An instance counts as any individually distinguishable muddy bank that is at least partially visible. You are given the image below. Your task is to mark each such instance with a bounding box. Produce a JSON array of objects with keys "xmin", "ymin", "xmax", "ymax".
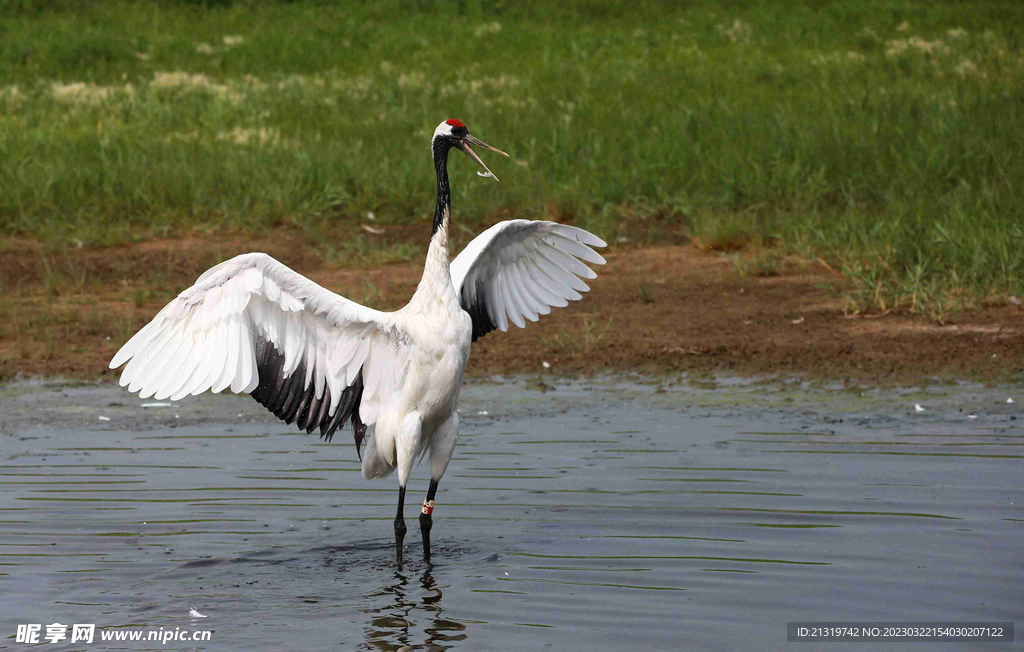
[{"xmin": 2, "ymin": 235, "xmax": 1023, "ymax": 384}]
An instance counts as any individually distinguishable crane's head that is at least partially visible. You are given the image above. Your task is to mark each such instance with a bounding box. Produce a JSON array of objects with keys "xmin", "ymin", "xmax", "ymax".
[{"xmin": 433, "ymin": 119, "xmax": 508, "ymax": 182}]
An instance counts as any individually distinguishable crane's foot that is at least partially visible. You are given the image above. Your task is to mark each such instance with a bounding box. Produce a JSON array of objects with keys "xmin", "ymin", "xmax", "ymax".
[
  {"xmin": 420, "ymin": 479, "xmax": 439, "ymax": 563},
  {"xmin": 419, "ymin": 509, "xmax": 432, "ymax": 562},
  {"xmin": 394, "ymin": 485, "xmax": 407, "ymax": 568},
  {"xmin": 395, "ymin": 518, "xmax": 407, "ymax": 568}
]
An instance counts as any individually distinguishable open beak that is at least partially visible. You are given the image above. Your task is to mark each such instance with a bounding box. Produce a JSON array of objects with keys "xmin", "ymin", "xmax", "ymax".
[{"xmin": 459, "ymin": 134, "xmax": 509, "ymax": 182}]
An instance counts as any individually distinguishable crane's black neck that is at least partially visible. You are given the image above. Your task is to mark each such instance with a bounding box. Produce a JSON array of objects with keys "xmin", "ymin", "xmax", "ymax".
[{"xmin": 431, "ymin": 138, "xmax": 452, "ymax": 238}]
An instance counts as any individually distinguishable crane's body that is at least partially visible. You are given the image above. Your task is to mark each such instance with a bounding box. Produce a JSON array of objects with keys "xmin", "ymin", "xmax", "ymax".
[
  {"xmin": 360, "ymin": 219, "xmax": 471, "ymax": 486},
  {"xmin": 110, "ymin": 119, "xmax": 606, "ymax": 566}
]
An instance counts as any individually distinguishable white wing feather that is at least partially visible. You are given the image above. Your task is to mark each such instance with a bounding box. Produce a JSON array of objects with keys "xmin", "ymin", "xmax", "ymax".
[
  {"xmin": 110, "ymin": 252, "xmax": 409, "ymax": 425},
  {"xmin": 450, "ymin": 220, "xmax": 606, "ymax": 340}
]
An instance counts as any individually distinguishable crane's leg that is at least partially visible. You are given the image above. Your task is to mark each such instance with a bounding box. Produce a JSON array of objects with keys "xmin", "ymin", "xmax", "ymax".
[
  {"xmin": 421, "ymin": 412, "xmax": 459, "ymax": 563},
  {"xmin": 419, "ymin": 479, "xmax": 439, "ymax": 562},
  {"xmin": 394, "ymin": 412, "xmax": 421, "ymax": 569},
  {"xmin": 394, "ymin": 484, "xmax": 407, "ymax": 568}
]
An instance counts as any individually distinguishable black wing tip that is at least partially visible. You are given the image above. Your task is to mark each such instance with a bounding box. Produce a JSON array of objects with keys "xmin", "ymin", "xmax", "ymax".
[
  {"xmin": 251, "ymin": 337, "xmax": 366, "ymax": 455},
  {"xmin": 462, "ymin": 284, "xmax": 499, "ymax": 343},
  {"xmin": 353, "ymin": 416, "xmax": 367, "ymax": 461}
]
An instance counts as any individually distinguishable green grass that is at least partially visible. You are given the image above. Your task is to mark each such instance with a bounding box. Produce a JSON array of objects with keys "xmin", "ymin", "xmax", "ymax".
[{"xmin": 1, "ymin": 0, "xmax": 1023, "ymax": 316}]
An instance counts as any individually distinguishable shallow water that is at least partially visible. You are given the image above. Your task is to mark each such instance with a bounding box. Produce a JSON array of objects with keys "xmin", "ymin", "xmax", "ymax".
[{"xmin": 1, "ymin": 377, "xmax": 1021, "ymax": 650}]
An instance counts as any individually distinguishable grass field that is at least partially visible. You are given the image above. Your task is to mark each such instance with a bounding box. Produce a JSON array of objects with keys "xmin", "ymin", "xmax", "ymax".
[{"xmin": 1, "ymin": 0, "xmax": 1023, "ymax": 316}]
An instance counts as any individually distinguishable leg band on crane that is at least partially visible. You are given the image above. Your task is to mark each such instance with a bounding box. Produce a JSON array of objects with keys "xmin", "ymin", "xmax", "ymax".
[{"xmin": 421, "ymin": 500, "xmax": 434, "ymax": 516}]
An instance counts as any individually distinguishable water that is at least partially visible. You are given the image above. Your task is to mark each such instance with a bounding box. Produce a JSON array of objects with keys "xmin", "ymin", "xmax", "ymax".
[{"xmin": 1, "ymin": 377, "xmax": 1021, "ymax": 650}]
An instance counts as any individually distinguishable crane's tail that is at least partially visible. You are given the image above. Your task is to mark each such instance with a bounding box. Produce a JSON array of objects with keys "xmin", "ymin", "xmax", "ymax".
[{"xmin": 360, "ymin": 433, "xmax": 395, "ymax": 480}]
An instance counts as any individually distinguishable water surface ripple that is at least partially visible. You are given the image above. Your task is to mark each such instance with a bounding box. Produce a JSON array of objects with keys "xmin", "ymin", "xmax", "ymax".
[{"xmin": 0, "ymin": 378, "xmax": 1021, "ymax": 650}]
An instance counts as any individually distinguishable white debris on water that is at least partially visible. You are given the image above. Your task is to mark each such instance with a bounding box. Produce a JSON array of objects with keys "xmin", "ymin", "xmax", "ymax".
[
  {"xmin": 189, "ymin": 607, "xmax": 208, "ymax": 618},
  {"xmin": 968, "ymin": 415, "xmax": 978, "ymax": 419},
  {"xmin": 98, "ymin": 416, "xmax": 111, "ymax": 421},
  {"xmin": 140, "ymin": 402, "xmax": 173, "ymax": 408},
  {"xmin": 914, "ymin": 404, "xmax": 925, "ymax": 413},
  {"xmin": 1008, "ymin": 398, "xmax": 1015, "ymax": 404},
  {"xmin": 542, "ymin": 361, "xmax": 551, "ymax": 369},
  {"xmin": 478, "ymin": 411, "xmax": 489, "ymax": 416}
]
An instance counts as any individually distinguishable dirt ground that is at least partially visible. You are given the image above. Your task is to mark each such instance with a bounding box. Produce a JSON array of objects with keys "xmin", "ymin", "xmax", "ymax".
[{"xmin": 2, "ymin": 230, "xmax": 1022, "ymax": 385}]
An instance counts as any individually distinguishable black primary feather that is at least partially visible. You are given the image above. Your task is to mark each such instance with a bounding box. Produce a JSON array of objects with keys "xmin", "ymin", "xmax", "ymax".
[
  {"xmin": 460, "ymin": 281, "xmax": 499, "ymax": 342},
  {"xmin": 251, "ymin": 336, "xmax": 365, "ymax": 457}
]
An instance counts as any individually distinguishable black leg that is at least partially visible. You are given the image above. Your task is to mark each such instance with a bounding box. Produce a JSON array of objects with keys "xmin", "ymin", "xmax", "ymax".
[
  {"xmin": 394, "ymin": 485, "xmax": 407, "ymax": 568},
  {"xmin": 420, "ymin": 479, "xmax": 439, "ymax": 562}
]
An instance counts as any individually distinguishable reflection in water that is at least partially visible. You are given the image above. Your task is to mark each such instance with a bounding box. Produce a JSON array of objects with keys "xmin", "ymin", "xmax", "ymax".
[{"xmin": 362, "ymin": 567, "xmax": 468, "ymax": 651}]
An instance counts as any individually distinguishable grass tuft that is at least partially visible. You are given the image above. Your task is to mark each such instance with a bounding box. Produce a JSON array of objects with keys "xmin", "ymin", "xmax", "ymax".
[{"xmin": 0, "ymin": 0, "xmax": 1021, "ymax": 316}]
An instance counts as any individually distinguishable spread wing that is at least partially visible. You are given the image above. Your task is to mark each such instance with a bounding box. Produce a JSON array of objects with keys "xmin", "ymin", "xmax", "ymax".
[
  {"xmin": 109, "ymin": 252, "xmax": 410, "ymax": 456},
  {"xmin": 450, "ymin": 220, "xmax": 607, "ymax": 341}
]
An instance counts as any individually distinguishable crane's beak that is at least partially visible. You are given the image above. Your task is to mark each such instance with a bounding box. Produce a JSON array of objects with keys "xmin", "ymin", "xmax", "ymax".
[{"xmin": 459, "ymin": 134, "xmax": 509, "ymax": 182}]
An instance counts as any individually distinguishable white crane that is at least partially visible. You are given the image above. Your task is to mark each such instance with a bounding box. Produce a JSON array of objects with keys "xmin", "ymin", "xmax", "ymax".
[{"xmin": 109, "ymin": 119, "xmax": 607, "ymax": 566}]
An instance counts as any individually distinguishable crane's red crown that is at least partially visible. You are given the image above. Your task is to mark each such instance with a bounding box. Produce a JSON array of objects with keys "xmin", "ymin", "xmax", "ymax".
[{"xmin": 446, "ymin": 118, "xmax": 466, "ymax": 128}]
